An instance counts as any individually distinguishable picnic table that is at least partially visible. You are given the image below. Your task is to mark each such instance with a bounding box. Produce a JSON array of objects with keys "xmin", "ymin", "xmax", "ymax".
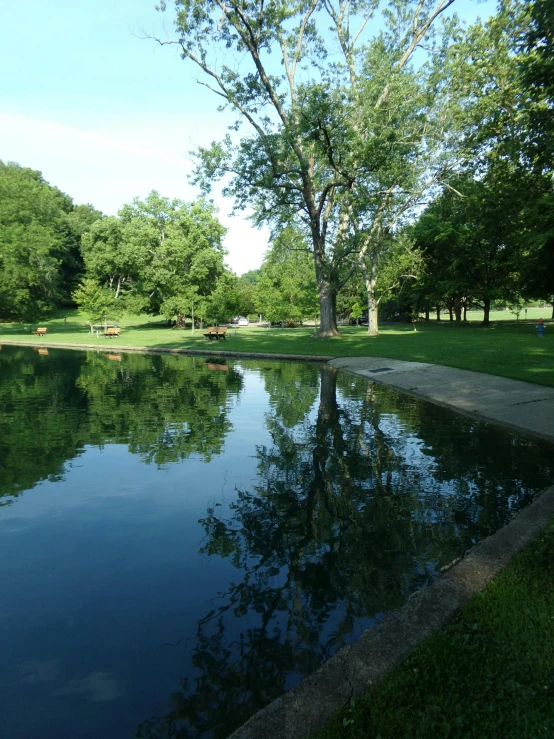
[{"xmin": 203, "ymin": 327, "xmax": 227, "ymax": 341}]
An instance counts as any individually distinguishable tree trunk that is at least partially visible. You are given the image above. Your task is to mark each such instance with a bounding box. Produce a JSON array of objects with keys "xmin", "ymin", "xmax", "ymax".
[
  {"xmin": 176, "ymin": 312, "xmax": 185, "ymax": 328},
  {"xmin": 454, "ymin": 301, "xmax": 462, "ymax": 322},
  {"xmin": 436, "ymin": 306, "xmax": 441, "ymax": 321},
  {"xmin": 425, "ymin": 307, "xmax": 430, "ymax": 321},
  {"xmin": 311, "ymin": 227, "xmax": 339, "ymax": 338},
  {"xmin": 448, "ymin": 306, "xmax": 453, "ymax": 321},
  {"xmin": 361, "ymin": 258, "xmax": 378, "ymax": 336},
  {"xmin": 313, "ymin": 282, "xmax": 339, "ymax": 338},
  {"xmin": 463, "ymin": 300, "xmax": 467, "ymax": 321},
  {"xmin": 483, "ymin": 298, "xmax": 491, "ymax": 326}
]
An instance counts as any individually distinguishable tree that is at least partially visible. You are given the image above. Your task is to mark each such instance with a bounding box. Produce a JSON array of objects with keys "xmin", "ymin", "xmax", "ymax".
[
  {"xmin": 80, "ymin": 216, "xmax": 135, "ymax": 300},
  {"xmin": 255, "ymin": 228, "xmax": 318, "ymax": 325},
  {"xmin": 413, "ymin": 168, "xmax": 526, "ymax": 325},
  {"xmin": 518, "ymin": 0, "xmax": 554, "ymax": 313},
  {"xmin": 0, "ymin": 161, "xmax": 78, "ymax": 320},
  {"xmin": 72, "ymin": 277, "xmax": 120, "ymax": 331},
  {"xmin": 118, "ymin": 192, "xmax": 228, "ymax": 324},
  {"xmin": 156, "ymin": 0, "xmax": 457, "ymax": 338},
  {"xmin": 521, "ymin": 0, "xmax": 554, "ymax": 172}
]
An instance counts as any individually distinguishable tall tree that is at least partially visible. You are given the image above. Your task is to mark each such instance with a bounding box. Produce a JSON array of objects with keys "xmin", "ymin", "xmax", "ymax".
[
  {"xmin": 0, "ymin": 161, "xmax": 76, "ymax": 320},
  {"xmin": 255, "ymin": 227, "xmax": 318, "ymax": 324},
  {"xmin": 156, "ymin": 0, "xmax": 457, "ymax": 337},
  {"xmin": 118, "ymin": 191, "xmax": 227, "ymax": 325},
  {"xmin": 413, "ymin": 169, "xmax": 526, "ymax": 325}
]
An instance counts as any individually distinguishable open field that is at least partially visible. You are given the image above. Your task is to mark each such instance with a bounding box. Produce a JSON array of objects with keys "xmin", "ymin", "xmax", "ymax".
[
  {"xmin": 1, "ymin": 310, "xmax": 553, "ymax": 387},
  {"xmin": 314, "ymin": 515, "xmax": 554, "ymax": 739},
  {"xmin": 438, "ymin": 306, "xmax": 554, "ymax": 323}
]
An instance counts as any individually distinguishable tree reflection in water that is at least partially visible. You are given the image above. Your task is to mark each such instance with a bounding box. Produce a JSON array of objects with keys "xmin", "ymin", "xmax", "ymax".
[
  {"xmin": 137, "ymin": 364, "xmax": 553, "ymax": 739},
  {"xmin": 0, "ymin": 348, "xmax": 243, "ymax": 503}
]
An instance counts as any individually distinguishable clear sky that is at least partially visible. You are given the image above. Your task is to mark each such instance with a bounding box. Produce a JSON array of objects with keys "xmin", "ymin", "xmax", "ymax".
[{"xmin": 0, "ymin": 0, "xmax": 497, "ymax": 275}]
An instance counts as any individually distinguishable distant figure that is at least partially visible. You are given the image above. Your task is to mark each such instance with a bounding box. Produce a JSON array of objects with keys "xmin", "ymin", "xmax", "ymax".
[{"xmin": 537, "ymin": 317, "xmax": 545, "ymax": 337}]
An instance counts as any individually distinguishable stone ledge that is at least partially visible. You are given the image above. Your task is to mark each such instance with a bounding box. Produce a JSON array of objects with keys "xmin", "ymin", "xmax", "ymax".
[{"xmin": 0, "ymin": 340, "xmax": 333, "ymax": 363}]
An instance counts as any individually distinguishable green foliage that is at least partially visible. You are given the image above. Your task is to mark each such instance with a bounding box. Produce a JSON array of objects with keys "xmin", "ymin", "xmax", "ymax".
[
  {"xmin": 118, "ymin": 191, "xmax": 228, "ymax": 319},
  {"xmin": 255, "ymin": 229, "xmax": 318, "ymax": 324},
  {"xmin": 72, "ymin": 277, "xmax": 120, "ymax": 327},
  {"xmin": 163, "ymin": 0, "xmax": 458, "ymax": 335},
  {"xmin": 413, "ymin": 167, "xmax": 528, "ymax": 323},
  {"xmin": 350, "ymin": 302, "xmax": 363, "ymax": 322},
  {"xmin": 78, "ymin": 191, "xmax": 230, "ymax": 323},
  {"xmin": 0, "ymin": 161, "xmax": 81, "ymax": 320}
]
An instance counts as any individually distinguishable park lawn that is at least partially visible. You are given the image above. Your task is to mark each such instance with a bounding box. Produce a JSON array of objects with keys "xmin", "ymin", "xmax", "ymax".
[
  {"xmin": 444, "ymin": 306, "xmax": 553, "ymax": 323},
  {"xmin": 1, "ymin": 310, "xmax": 553, "ymax": 387},
  {"xmin": 313, "ymin": 516, "xmax": 554, "ymax": 739}
]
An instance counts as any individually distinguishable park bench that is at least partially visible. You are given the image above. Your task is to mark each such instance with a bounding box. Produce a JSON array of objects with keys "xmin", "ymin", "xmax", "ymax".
[
  {"xmin": 104, "ymin": 327, "xmax": 120, "ymax": 338},
  {"xmin": 32, "ymin": 327, "xmax": 47, "ymax": 336},
  {"xmin": 203, "ymin": 327, "xmax": 227, "ymax": 341}
]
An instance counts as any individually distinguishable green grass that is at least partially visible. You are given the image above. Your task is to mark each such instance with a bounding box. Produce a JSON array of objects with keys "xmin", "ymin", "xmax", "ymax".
[
  {"xmin": 314, "ymin": 516, "xmax": 554, "ymax": 739},
  {"xmin": 441, "ymin": 306, "xmax": 552, "ymax": 323},
  {"xmin": 1, "ymin": 310, "xmax": 553, "ymax": 387}
]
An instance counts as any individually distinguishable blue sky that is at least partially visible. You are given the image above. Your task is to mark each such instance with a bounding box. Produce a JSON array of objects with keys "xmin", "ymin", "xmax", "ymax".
[{"xmin": 0, "ymin": 0, "xmax": 497, "ymax": 275}]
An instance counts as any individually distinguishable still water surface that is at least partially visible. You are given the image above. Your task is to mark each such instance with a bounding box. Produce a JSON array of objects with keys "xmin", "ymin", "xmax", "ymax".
[{"xmin": 0, "ymin": 345, "xmax": 552, "ymax": 738}]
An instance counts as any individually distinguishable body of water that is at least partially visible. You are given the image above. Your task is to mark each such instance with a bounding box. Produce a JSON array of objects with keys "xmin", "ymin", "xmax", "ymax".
[{"xmin": 0, "ymin": 345, "xmax": 552, "ymax": 738}]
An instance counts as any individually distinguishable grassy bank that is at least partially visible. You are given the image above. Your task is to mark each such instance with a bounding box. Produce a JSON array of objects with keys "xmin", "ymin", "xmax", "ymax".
[
  {"xmin": 1, "ymin": 310, "xmax": 553, "ymax": 387},
  {"xmin": 314, "ymin": 515, "xmax": 554, "ymax": 739}
]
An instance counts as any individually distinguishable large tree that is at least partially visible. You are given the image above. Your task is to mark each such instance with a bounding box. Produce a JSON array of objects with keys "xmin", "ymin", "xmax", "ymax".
[
  {"xmin": 80, "ymin": 191, "xmax": 228, "ymax": 325},
  {"xmin": 156, "ymin": 0, "xmax": 457, "ymax": 337},
  {"xmin": 0, "ymin": 162, "xmax": 80, "ymax": 320},
  {"xmin": 413, "ymin": 168, "xmax": 526, "ymax": 325},
  {"xmin": 255, "ymin": 227, "xmax": 319, "ymax": 324}
]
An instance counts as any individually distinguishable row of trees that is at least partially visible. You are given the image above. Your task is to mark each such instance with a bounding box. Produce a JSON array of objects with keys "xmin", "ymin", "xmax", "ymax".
[
  {"xmin": 155, "ymin": 0, "xmax": 553, "ymax": 333},
  {"xmin": 1, "ymin": 0, "xmax": 552, "ymax": 332}
]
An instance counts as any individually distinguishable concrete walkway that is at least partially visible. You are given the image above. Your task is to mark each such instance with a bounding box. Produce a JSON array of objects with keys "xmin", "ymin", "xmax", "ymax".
[{"xmin": 329, "ymin": 357, "xmax": 554, "ymax": 442}]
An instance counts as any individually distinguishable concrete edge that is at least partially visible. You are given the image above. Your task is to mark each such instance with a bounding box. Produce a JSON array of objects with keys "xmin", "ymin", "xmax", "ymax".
[
  {"xmin": 229, "ymin": 483, "xmax": 554, "ymax": 739},
  {"xmin": 330, "ymin": 362, "xmax": 554, "ymax": 445},
  {"xmin": 0, "ymin": 339, "xmax": 333, "ymax": 363}
]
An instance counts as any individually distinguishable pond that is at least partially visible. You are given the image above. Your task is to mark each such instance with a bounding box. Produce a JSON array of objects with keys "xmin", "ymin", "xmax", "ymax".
[{"xmin": 0, "ymin": 345, "xmax": 552, "ymax": 739}]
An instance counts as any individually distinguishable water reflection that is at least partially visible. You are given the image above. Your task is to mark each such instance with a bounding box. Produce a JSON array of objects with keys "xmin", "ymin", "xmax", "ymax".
[
  {"xmin": 136, "ymin": 365, "xmax": 553, "ymax": 739},
  {"xmin": 0, "ymin": 347, "xmax": 552, "ymax": 739},
  {"xmin": 0, "ymin": 348, "xmax": 243, "ymax": 501}
]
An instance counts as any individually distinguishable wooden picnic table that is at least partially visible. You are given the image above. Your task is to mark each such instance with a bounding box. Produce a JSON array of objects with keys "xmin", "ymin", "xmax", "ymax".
[{"xmin": 203, "ymin": 327, "xmax": 227, "ymax": 341}]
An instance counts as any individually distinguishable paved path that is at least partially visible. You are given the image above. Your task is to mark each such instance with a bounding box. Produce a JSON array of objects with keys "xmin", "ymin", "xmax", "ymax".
[{"xmin": 329, "ymin": 357, "xmax": 554, "ymax": 442}]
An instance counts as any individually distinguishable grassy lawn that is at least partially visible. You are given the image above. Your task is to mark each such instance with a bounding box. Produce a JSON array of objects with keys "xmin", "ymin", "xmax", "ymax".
[
  {"xmin": 314, "ymin": 516, "xmax": 554, "ymax": 739},
  {"xmin": 1, "ymin": 310, "xmax": 553, "ymax": 387},
  {"xmin": 438, "ymin": 306, "xmax": 553, "ymax": 323}
]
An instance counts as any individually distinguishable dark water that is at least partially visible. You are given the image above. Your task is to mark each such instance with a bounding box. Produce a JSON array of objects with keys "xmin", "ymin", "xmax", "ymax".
[{"xmin": 0, "ymin": 345, "xmax": 552, "ymax": 739}]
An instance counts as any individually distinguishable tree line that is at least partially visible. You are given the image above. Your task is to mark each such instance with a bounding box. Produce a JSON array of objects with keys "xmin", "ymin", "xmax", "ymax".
[{"xmin": 1, "ymin": 0, "xmax": 552, "ymax": 333}]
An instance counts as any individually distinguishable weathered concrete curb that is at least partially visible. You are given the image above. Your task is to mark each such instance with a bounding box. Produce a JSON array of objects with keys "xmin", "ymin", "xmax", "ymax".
[
  {"xmin": 329, "ymin": 357, "xmax": 554, "ymax": 443},
  {"xmin": 0, "ymin": 339, "xmax": 333, "ymax": 363},
  {"xmin": 229, "ymin": 483, "xmax": 554, "ymax": 739}
]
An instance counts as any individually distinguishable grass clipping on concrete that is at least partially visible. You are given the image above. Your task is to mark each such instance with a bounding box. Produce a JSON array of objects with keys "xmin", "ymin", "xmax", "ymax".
[{"xmin": 316, "ymin": 517, "xmax": 554, "ymax": 739}]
